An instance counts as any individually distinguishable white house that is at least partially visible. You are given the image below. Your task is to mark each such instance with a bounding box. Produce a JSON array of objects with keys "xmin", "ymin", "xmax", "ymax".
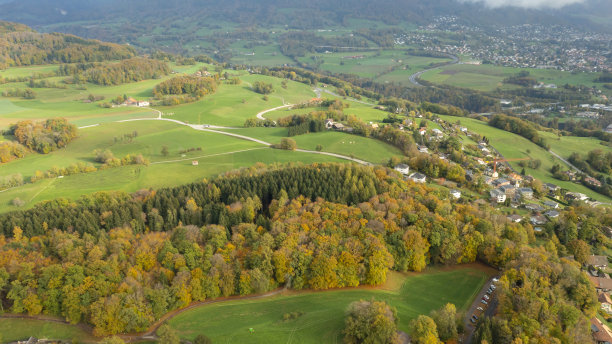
[
  {"xmin": 450, "ymin": 189, "xmax": 461, "ymax": 199},
  {"xmin": 408, "ymin": 172, "xmax": 427, "ymax": 183},
  {"xmin": 394, "ymin": 164, "xmax": 410, "ymax": 175},
  {"xmin": 490, "ymin": 189, "xmax": 507, "ymax": 203}
]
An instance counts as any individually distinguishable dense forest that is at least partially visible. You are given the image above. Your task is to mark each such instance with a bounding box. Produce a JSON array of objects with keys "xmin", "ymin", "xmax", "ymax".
[
  {"xmin": 0, "ymin": 21, "xmax": 135, "ymax": 69},
  {"xmin": 0, "ymin": 163, "xmax": 607, "ymax": 342},
  {"xmin": 74, "ymin": 58, "xmax": 170, "ymax": 86}
]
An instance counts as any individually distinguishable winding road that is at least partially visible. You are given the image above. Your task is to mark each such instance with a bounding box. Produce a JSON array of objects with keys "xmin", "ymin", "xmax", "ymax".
[
  {"xmin": 82, "ymin": 107, "xmax": 372, "ymax": 166},
  {"xmin": 408, "ymin": 54, "xmax": 459, "ymax": 87}
]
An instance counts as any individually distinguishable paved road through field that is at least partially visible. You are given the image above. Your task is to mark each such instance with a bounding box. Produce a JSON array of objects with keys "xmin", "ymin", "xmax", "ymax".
[{"xmin": 408, "ymin": 54, "xmax": 459, "ymax": 87}]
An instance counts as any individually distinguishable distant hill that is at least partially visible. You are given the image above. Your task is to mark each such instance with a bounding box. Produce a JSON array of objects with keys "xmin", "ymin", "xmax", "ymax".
[
  {"xmin": 0, "ymin": 20, "xmax": 135, "ymax": 69},
  {"xmin": 0, "ymin": 0, "xmax": 609, "ymax": 30}
]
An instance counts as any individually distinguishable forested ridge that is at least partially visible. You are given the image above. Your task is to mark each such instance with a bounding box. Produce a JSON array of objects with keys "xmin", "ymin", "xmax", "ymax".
[
  {"xmin": 0, "ymin": 163, "xmax": 608, "ymax": 342},
  {"xmin": 0, "ymin": 21, "xmax": 135, "ymax": 69}
]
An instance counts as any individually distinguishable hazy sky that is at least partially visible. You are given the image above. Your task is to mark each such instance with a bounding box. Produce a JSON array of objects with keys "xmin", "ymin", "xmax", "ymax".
[{"xmin": 460, "ymin": 0, "xmax": 586, "ymax": 9}]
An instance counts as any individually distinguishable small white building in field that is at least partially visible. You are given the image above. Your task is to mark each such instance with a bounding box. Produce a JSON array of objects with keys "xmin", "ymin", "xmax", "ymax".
[{"xmin": 394, "ymin": 164, "xmax": 410, "ymax": 175}]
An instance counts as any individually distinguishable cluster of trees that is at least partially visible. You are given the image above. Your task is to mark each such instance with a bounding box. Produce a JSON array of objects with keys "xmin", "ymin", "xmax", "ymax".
[
  {"xmin": 0, "ymin": 141, "xmax": 27, "ymax": 163},
  {"xmin": 94, "ymin": 149, "xmax": 149, "ymax": 168},
  {"xmin": 27, "ymin": 78, "xmax": 67, "ymax": 89},
  {"xmin": 0, "ymin": 163, "xmax": 605, "ymax": 341},
  {"xmin": 475, "ymin": 246, "xmax": 597, "ymax": 343},
  {"xmin": 502, "ymin": 71, "xmax": 538, "ymax": 87},
  {"xmin": 76, "ymin": 58, "xmax": 170, "ymax": 86},
  {"xmin": 252, "ymin": 81, "xmax": 274, "ymax": 94},
  {"xmin": 0, "ymin": 22, "xmax": 135, "ymax": 69},
  {"xmin": 343, "ymin": 300, "xmax": 399, "ymax": 343},
  {"xmin": 0, "ymin": 173, "xmax": 23, "ymax": 191},
  {"xmin": 1, "ymin": 87, "xmax": 36, "ymax": 99},
  {"xmin": 279, "ymin": 114, "xmax": 326, "ymax": 136},
  {"xmin": 569, "ymin": 149, "xmax": 612, "ymax": 175},
  {"xmin": 153, "ymin": 76, "xmax": 217, "ymax": 105},
  {"xmin": 489, "ymin": 114, "xmax": 548, "ymax": 149},
  {"xmin": 8, "ymin": 118, "xmax": 77, "ymax": 154}
]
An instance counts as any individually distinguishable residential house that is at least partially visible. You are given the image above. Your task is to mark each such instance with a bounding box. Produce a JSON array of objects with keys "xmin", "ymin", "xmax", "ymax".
[
  {"xmin": 586, "ymin": 177, "xmax": 603, "ymax": 188},
  {"xmin": 544, "ymin": 183, "xmax": 560, "ymax": 193},
  {"xmin": 588, "ymin": 255, "xmax": 609, "ymax": 269},
  {"xmin": 394, "ymin": 164, "xmax": 410, "ymax": 175},
  {"xmin": 450, "ymin": 189, "xmax": 461, "ymax": 199},
  {"xmin": 431, "ymin": 128, "xmax": 444, "ymax": 138},
  {"xmin": 418, "ymin": 128, "xmax": 427, "ymax": 136},
  {"xmin": 543, "ymin": 200, "xmax": 559, "ymax": 209},
  {"xmin": 566, "ymin": 192, "xmax": 588, "ymax": 201},
  {"xmin": 369, "ymin": 122, "xmax": 379, "ymax": 129},
  {"xmin": 325, "ymin": 119, "xmax": 335, "ymax": 129},
  {"xmin": 599, "ymin": 292, "xmax": 612, "ymax": 315},
  {"xmin": 507, "ymin": 214, "xmax": 523, "ymax": 223},
  {"xmin": 418, "ymin": 145, "xmax": 429, "ymax": 153},
  {"xmin": 544, "ymin": 210, "xmax": 560, "ymax": 219},
  {"xmin": 408, "ymin": 172, "xmax": 427, "ymax": 183},
  {"xmin": 525, "ymin": 203, "xmax": 544, "ymax": 212},
  {"xmin": 530, "ymin": 215, "xmax": 548, "ymax": 225},
  {"xmin": 507, "ymin": 173, "xmax": 523, "ymax": 187},
  {"xmin": 332, "ymin": 123, "xmax": 345, "ymax": 130},
  {"xmin": 492, "ymin": 178, "xmax": 511, "ymax": 188},
  {"xmin": 590, "ymin": 276, "xmax": 612, "ymax": 292},
  {"xmin": 460, "ymin": 126, "xmax": 468, "ymax": 133},
  {"xmin": 490, "ymin": 189, "xmax": 507, "ymax": 203},
  {"xmin": 499, "ymin": 184, "xmax": 516, "ymax": 196},
  {"xmin": 591, "ymin": 317, "xmax": 612, "ymax": 344},
  {"xmin": 518, "ymin": 187, "xmax": 534, "ymax": 199}
]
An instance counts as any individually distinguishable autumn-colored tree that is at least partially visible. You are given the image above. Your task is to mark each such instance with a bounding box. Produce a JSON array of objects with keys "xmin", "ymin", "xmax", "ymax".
[{"xmin": 343, "ymin": 300, "xmax": 399, "ymax": 344}]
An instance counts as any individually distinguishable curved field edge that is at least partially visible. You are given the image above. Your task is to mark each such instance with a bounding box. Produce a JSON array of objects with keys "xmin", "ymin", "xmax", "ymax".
[{"xmin": 166, "ymin": 265, "xmax": 493, "ymax": 344}]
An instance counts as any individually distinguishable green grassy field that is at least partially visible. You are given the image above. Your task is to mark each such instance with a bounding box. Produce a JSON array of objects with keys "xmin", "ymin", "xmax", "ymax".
[
  {"xmin": 0, "ymin": 318, "xmax": 95, "ymax": 343},
  {"xmin": 168, "ymin": 265, "xmax": 491, "ymax": 344},
  {"xmin": 159, "ymin": 74, "xmax": 317, "ymax": 127},
  {"xmin": 297, "ymin": 50, "xmax": 451, "ymax": 80},
  {"xmin": 421, "ymin": 63, "xmax": 610, "ymax": 95},
  {"xmin": 438, "ymin": 115, "xmax": 611, "ymax": 202}
]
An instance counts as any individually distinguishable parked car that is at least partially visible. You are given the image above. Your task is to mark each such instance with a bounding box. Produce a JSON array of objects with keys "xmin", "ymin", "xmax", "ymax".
[
  {"xmin": 490, "ymin": 285, "xmax": 496, "ymax": 290},
  {"xmin": 477, "ymin": 307, "xmax": 484, "ymax": 311},
  {"xmin": 472, "ymin": 315, "xmax": 478, "ymax": 320},
  {"xmin": 484, "ymin": 295, "xmax": 490, "ymax": 300},
  {"xmin": 492, "ymin": 278, "xmax": 499, "ymax": 283},
  {"xmin": 471, "ymin": 318, "xmax": 476, "ymax": 323},
  {"xmin": 481, "ymin": 300, "xmax": 488, "ymax": 305}
]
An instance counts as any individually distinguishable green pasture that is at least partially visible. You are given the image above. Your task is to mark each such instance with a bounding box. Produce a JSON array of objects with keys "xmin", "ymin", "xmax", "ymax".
[
  {"xmin": 421, "ymin": 64, "xmax": 609, "ymax": 94},
  {"xmin": 0, "ymin": 318, "xmax": 95, "ymax": 343},
  {"xmin": 168, "ymin": 266, "xmax": 490, "ymax": 344},
  {"xmin": 160, "ymin": 74, "xmax": 317, "ymax": 127}
]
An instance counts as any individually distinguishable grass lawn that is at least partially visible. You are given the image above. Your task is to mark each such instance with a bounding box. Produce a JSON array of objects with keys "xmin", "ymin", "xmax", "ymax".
[
  {"xmin": 0, "ymin": 147, "xmax": 344, "ymax": 213},
  {"xmin": 438, "ymin": 115, "xmax": 611, "ymax": 202},
  {"xmin": 168, "ymin": 265, "xmax": 492, "ymax": 344},
  {"xmin": 297, "ymin": 50, "xmax": 450, "ymax": 80},
  {"xmin": 161, "ymin": 74, "xmax": 316, "ymax": 127},
  {"xmin": 292, "ymin": 131, "xmax": 403, "ymax": 164},
  {"xmin": 0, "ymin": 318, "xmax": 95, "ymax": 343}
]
